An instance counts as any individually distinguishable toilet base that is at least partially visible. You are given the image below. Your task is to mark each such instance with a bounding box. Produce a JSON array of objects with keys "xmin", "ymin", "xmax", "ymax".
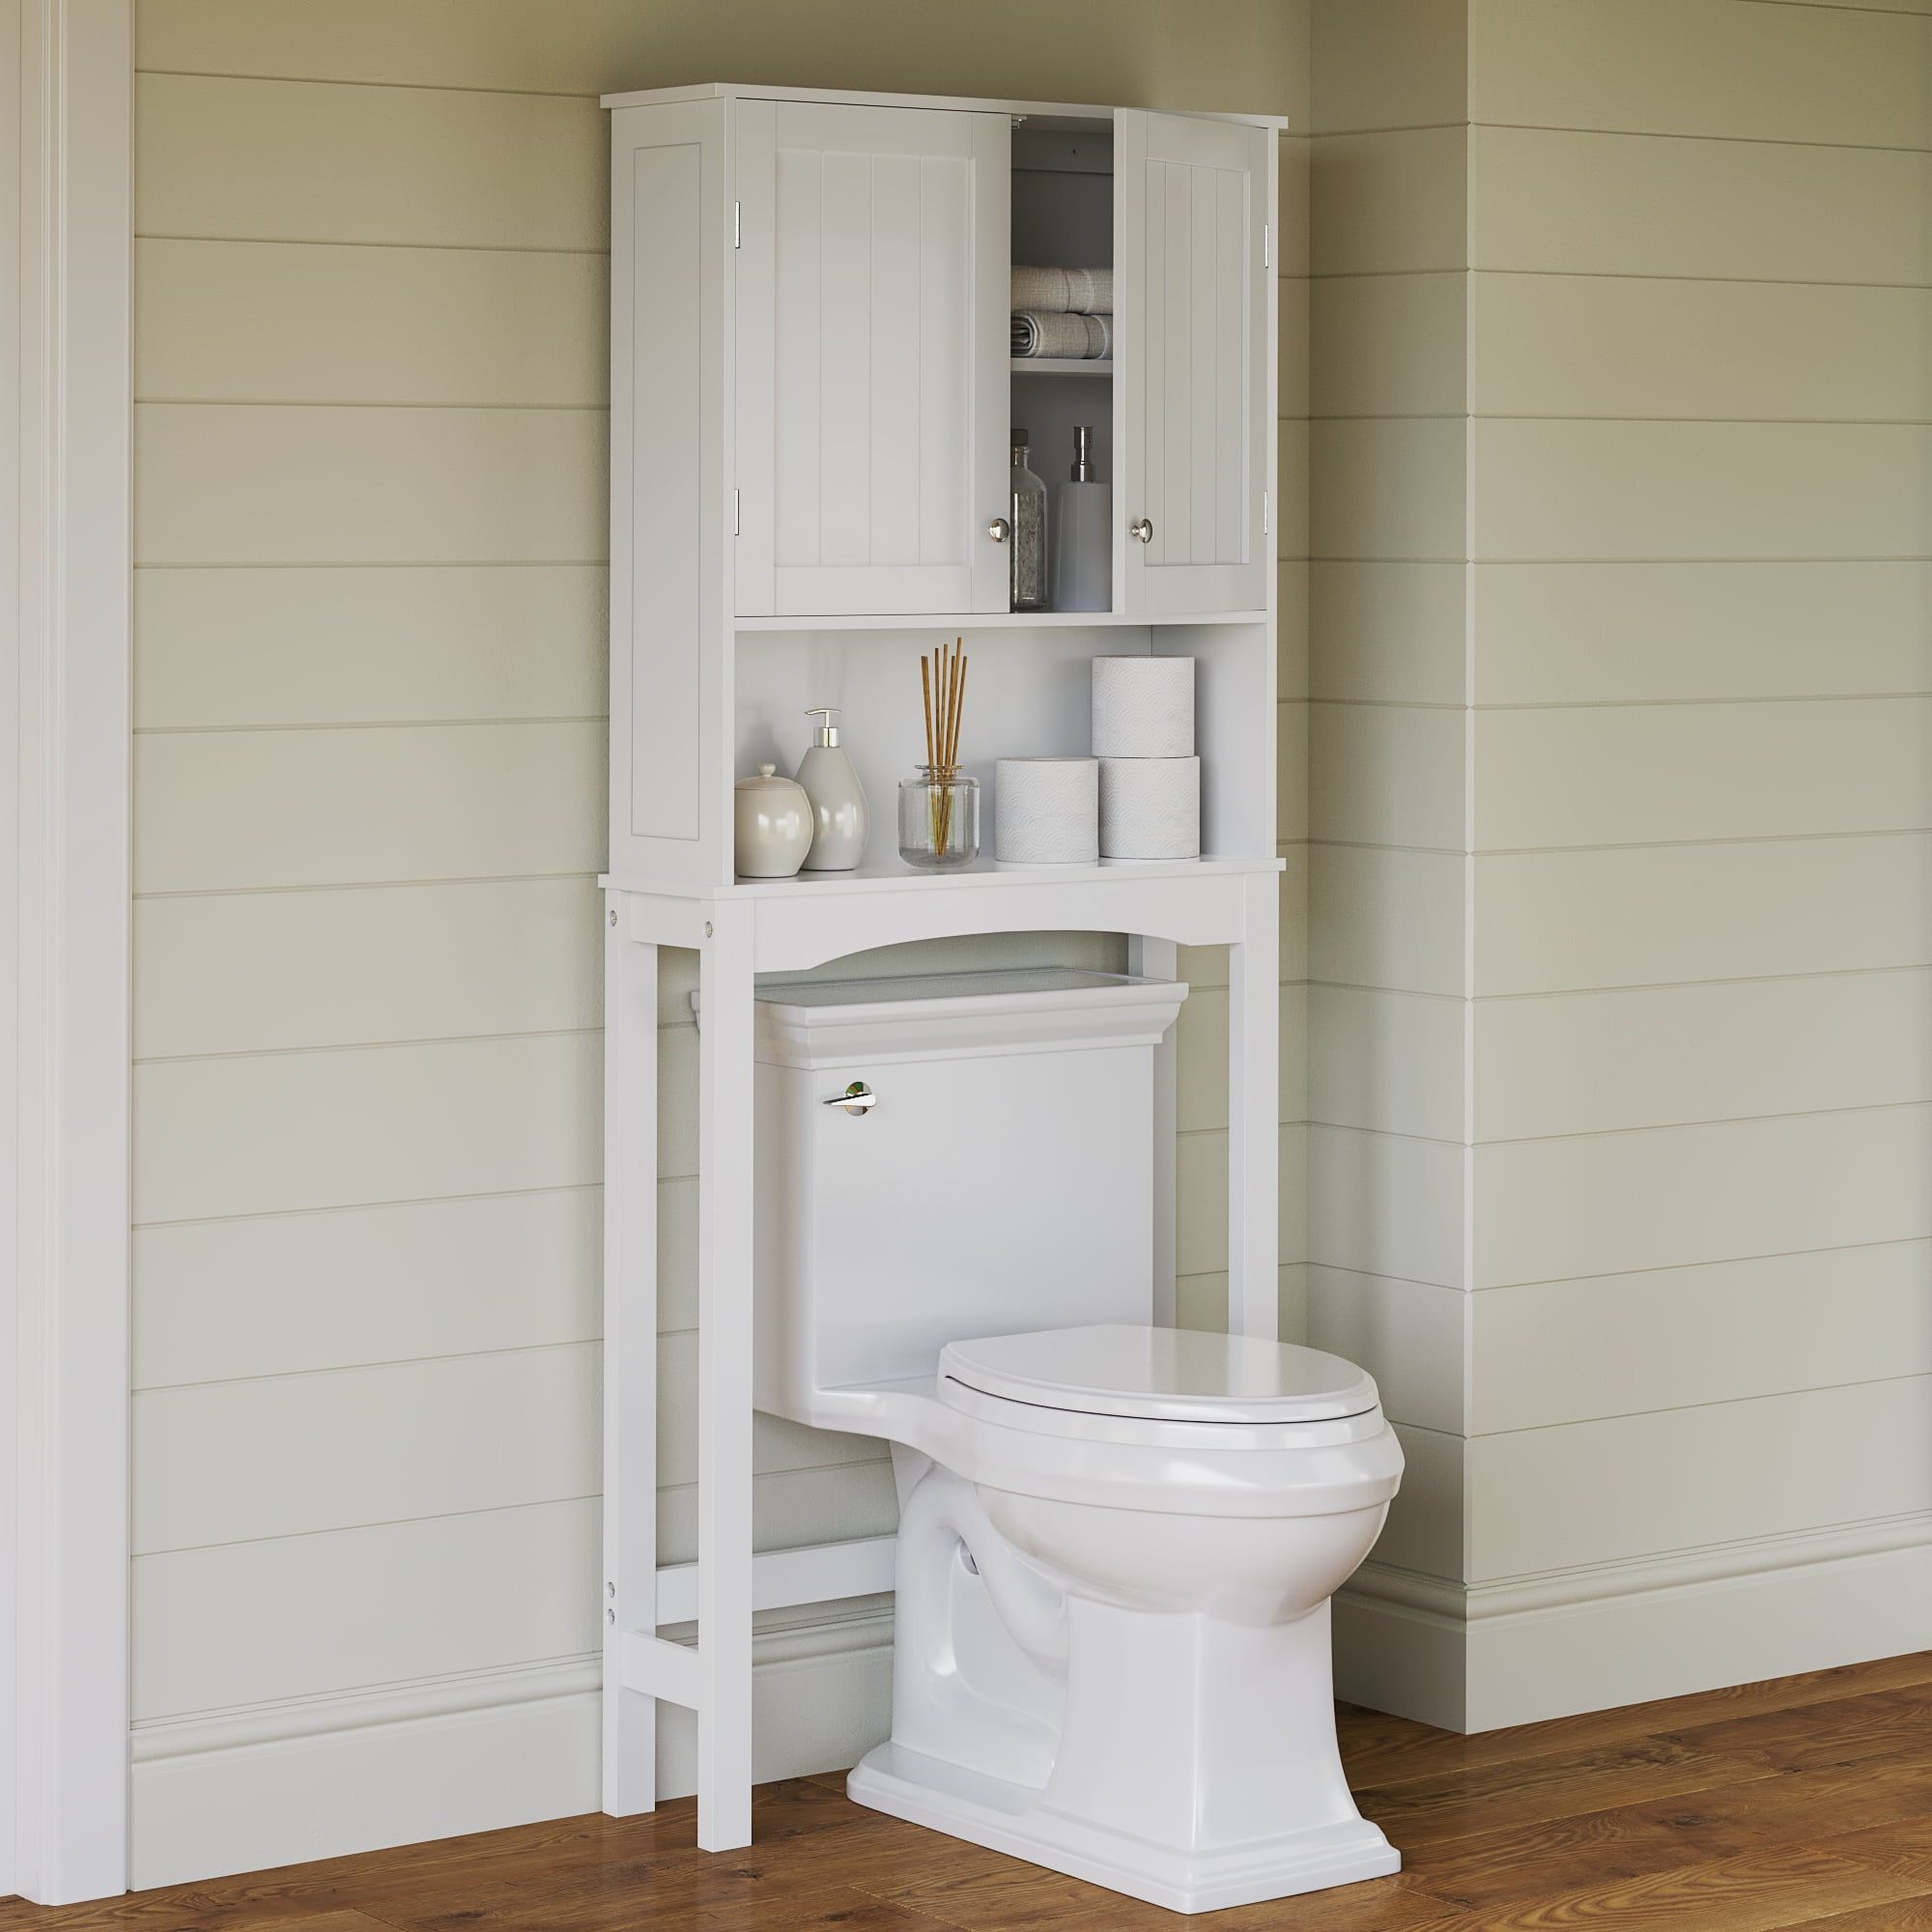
[{"xmin": 848, "ymin": 1739, "xmax": 1401, "ymax": 1916}]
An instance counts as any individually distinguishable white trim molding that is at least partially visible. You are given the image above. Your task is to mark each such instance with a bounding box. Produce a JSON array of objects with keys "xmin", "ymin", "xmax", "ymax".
[
  {"xmin": 4, "ymin": 0, "xmax": 134, "ymax": 1903},
  {"xmin": 1336, "ymin": 1514, "xmax": 1932, "ymax": 1735}
]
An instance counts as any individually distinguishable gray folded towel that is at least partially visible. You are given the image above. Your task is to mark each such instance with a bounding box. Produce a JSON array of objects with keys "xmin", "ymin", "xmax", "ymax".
[
  {"xmin": 1011, "ymin": 310, "xmax": 1114, "ymax": 360},
  {"xmin": 1010, "ymin": 265, "xmax": 1113, "ymax": 316}
]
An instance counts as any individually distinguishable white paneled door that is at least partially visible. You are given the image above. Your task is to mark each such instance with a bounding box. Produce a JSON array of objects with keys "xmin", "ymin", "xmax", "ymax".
[
  {"xmin": 735, "ymin": 99, "xmax": 1009, "ymax": 616},
  {"xmin": 1118, "ymin": 112, "xmax": 1271, "ymax": 619}
]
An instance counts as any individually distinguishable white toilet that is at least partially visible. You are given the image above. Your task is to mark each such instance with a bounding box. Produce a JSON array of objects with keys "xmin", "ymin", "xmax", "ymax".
[{"xmin": 750, "ymin": 967, "xmax": 1403, "ymax": 1915}]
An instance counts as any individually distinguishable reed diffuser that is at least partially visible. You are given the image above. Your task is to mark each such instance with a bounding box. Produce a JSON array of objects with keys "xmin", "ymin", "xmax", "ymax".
[{"xmin": 898, "ymin": 639, "xmax": 979, "ymax": 868}]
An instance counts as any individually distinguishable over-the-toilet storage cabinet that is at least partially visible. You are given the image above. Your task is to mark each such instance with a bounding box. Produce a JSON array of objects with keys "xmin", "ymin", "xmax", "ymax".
[{"xmin": 601, "ymin": 79, "xmax": 1283, "ymax": 1853}]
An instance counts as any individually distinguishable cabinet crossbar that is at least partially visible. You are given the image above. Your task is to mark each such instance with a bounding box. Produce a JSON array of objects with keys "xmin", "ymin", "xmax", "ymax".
[
  {"xmin": 622, "ymin": 1632, "xmax": 707, "ymax": 1711},
  {"xmin": 656, "ymin": 1534, "xmax": 899, "ymax": 1627}
]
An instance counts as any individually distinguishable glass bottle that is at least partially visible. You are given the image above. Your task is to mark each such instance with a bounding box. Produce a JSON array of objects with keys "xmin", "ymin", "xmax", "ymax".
[
  {"xmin": 1050, "ymin": 424, "xmax": 1112, "ymax": 612},
  {"xmin": 897, "ymin": 767, "xmax": 980, "ymax": 868},
  {"xmin": 1009, "ymin": 429, "xmax": 1048, "ymax": 612}
]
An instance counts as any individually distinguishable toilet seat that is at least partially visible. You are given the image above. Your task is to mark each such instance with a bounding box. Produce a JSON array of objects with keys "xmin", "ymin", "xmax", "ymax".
[{"xmin": 941, "ymin": 1322, "xmax": 1378, "ymax": 1427}]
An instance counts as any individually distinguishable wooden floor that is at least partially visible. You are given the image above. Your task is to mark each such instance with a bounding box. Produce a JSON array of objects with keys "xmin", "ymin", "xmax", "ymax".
[{"xmin": 9, "ymin": 1653, "xmax": 1932, "ymax": 1930}]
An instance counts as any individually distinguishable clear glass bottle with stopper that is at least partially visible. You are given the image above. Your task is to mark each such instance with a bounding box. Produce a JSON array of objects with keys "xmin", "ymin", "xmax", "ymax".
[
  {"xmin": 1009, "ymin": 428, "xmax": 1048, "ymax": 612},
  {"xmin": 794, "ymin": 706, "xmax": 868, "ymax": 871}
]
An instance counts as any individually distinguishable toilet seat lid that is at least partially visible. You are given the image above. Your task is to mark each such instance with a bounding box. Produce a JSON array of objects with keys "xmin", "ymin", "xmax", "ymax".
[{"xmin": 939, "ymin": 1323, "xmax": 1378, "ymax": 1427}]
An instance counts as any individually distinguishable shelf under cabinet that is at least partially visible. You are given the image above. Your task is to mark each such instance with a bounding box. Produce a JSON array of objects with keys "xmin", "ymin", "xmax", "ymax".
[
  {"xmin": 607, "ymin": 853, "xmax": 1283, "ymax": 901},
  {"xmin": 733, "ymin": 609, "xmax": 1266, "ymax": 633},
  {"xmin": 1010, "ymin": 357, "xmax": 1113, "ymax": 378}
]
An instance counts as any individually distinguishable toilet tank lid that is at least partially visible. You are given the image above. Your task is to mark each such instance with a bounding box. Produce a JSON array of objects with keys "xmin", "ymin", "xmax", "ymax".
[
  {"xmin": 941, "ymin": 1324, "xmax": 1380, "ymax": 1426},
  {"xmin": 725, "ymin": 967, "xmax": 1187, "ymax": 1066}
]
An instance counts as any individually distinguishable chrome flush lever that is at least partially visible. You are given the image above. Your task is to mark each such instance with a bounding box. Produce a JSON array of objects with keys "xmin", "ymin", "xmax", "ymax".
[{"xmin": 823, "ymin": 1080, "xmax": 877, "ymax": 1116}]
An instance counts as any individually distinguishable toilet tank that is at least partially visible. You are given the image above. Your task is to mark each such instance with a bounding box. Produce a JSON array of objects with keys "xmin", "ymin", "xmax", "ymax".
[{"xmin": 750, "ymin": 967, "xmax": 1188, "ymax": 1422}]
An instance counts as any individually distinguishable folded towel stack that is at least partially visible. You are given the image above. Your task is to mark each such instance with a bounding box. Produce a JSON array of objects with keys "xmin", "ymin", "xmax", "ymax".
[{"xmin": 1010, "ymin": 265, "xmax": 1114, "ymax": 361}]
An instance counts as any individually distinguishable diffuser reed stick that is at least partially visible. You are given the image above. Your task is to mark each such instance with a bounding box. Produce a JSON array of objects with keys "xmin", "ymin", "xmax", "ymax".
[{"xmin": 920, "ymin": 638, "xmax": 969, "ymax": 856}]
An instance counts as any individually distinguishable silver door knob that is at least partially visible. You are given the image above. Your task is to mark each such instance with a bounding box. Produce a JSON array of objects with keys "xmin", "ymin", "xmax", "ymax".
[
  {"xmin": 822, "ymin": 1081, "xmax": 876, "ymax": 1116},
  {"xmin": 1129, "ymin": 517, "xmax": 1153, "ymax": 544},
  {"xmin": 987, "ymin": 517, "xmax": 1011, "ymax": 543}
]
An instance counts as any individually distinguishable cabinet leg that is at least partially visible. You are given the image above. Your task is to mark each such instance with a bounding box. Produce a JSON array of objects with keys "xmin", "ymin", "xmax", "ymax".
[
  {"xmin": 1128, "ymin": 935, "xmax": 1179, "ymax": 1328},
  {"xmin": 603, "ymin": 927, "xmax": 658, "ymax": 1814},
  {"xmin": 1228, "ymin": 871, "xmax": 1280, "ymax": 1340},
  {"xmin": 696, "ymin": 904, "xmax": 756, "ymax": 1851}
]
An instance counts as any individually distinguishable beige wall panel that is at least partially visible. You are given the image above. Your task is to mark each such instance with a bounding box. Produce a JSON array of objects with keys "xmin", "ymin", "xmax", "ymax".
[
  {"xmin": 1279, "ymin": 276, "xmax": 1311, "ymax": 420},
  {"xmin": 136, "ymin": 73, "xmax": 607, "ymax": 249},
  {"xmin": 1311, "ymin": 274, "xmax": 1467, "ymax": 419},
  {"xmin": 1278, "ymin": 419, "xmax": 1311, "ymax": 563},
  {"xmin": 1279, "ymin": 702, "xmax": 1310, "ymax": 841},
  {"xmin": 1374, "ymin": 1423, "xmax": 1464, "ymax": 1581},
  {"xmin": 136, "ymin": 878, "xmax": 601, "ymax": 1059},
  {"xmin": 1475, "ymin": 834, "xmax": 1932, "ymax": 995},
  {"xmin": 1472, "ymin": 1241, "xmax": 1932, "ymax": 1434},
  {"xmin": 1310, "ymin": 561, "xmax": 1467, "ymax": 705},
  {"xmin": 1312, "ymin": 418, "xmax": 1467, "ymax": 561},
  {"xmin": 1310, "ymin": 700, "xmax": 1464, "ymax": 850},
  {"xmin": 1471, "ymin": 0, "xmax": 1932, "ymax": 150},
  {"xmin": 1472, "ymin": 420, "xmax": 1932, "ymax": 563},
  {"xmin": 1469, "ymin": 126, "xmax": 1932, "ymax": 284},
  {"xmin": 1477, "ymin": 967, "xmax": 1932, "ymax": 1142},
  {"xmin": 1306, "ymin": 1267, "xmax": 1466, "ymax": 1435},
  {"xmin": 1306, "ymin": 1125, "xmax": 1464, "ymax": 1289},
  {"xmin": 134, "ymin": 1032, "xmax": 602, "ymax": 1225},
  {"xmin": 1175, "ymin": 982, "xmax": 1308, "ymax": 1134},
  {"xmin": 1473, "ymin": 1103, "xmax": 1932, "ymax": 1288},
  {"xmin": 134, "ymin": 723, "xmax": 604, "ymax": 895},
  {"xmin": 1310, "ymin": 844, "xmax": 1465, "ymax": 996},
  {"xmin": 1311, "ymin": 128, "xmax": 1469, "ymax": 276},
  {"xmin": 1310, "ymin": 0, "xmax": 1468, "ymax": 135},
  {"xmin": 1279, "ymin": 844, "xmax": 1311, "ymax": 981},
  {"xmin": 1470, "ymin": 1377, "xmax": 1932, "ymax": 1579},
  {"xmin": 132, "ymin": 1498, "xmax": 598, "ymax": 1721},
  {"xmin": 134, "ymin": 1345, "xmax": 600, "ymax": 1553},
  {"xmin": 657, "ymin": 1462, "xmax": 901, "ymax": 1569},
  {"xmin": 658, "ymin": 1024, "xmax": 698, "ymax": 1181},
  {"xmin": 135, "ymin": 405, "xmax": 606, "ymax": 566},
  {"xmin": 136, "ymin": 240, "xmax": 609, "ymax": 407},
  {"xmin": 1177, "ymin": 1126, "xmax": 1310, "ymax": 1276},
  {"xmin": 1471, "ymin": 561, "xmax": 1932, "ymax": 706},
  {"xmin": 1279, "ymin": 563, "xmax": 1311, "ymax": 699},
  {"xmin": 136, "ymin": 0, "xmax": 1305, "ymax": 115},
  {"xmin": 1471, "ymin": 275, "xmax": 1932, "ymax": 424},
  {"xmin": 1309, "ymin": 985, "xmax": 1463, "ymax": 1142},
  {"xmin": 133, "ymin": 1186, "xmax": 601, "ymax": 1388},
  {"xmin": 1476, "ymin": 697, "xmax": 1932, "ymax": 851},
  {"xmin": 136, "ymin": 565, "xmax": 607, "ymax": 729},
  {"xmin": 1278, "ymin": 136, "xmax": 1311, "ymax": 292}
]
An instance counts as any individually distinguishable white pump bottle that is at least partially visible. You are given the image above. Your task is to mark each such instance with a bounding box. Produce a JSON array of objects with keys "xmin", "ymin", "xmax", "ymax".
[{"xmin": 796, "ymin": 706, "xmax": 869, "ymax": 870}]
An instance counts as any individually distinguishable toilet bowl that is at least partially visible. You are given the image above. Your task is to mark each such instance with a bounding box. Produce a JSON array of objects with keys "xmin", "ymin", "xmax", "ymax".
[
  {"xmin": 747, "ymin": 970, "xmax": 1400, "ymax": 1914},
  {"xmin": 819, "ymin": 1323, "xmax": 1403, "ymax": 1915}
]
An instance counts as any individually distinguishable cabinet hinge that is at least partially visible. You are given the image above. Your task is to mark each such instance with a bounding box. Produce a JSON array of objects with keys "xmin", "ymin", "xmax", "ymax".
[
  {"xmin": 1263, "ymin": 489, "xmax": 1270, "ymax": 536},
  {"xmin": 1263, "ymin": 222, "xmax": 1269, "ymax": 270},
  {"xmin": 733, "ymin": 200, "xmax": 741, "ymax": 249},
  {"xmin": 733, "ymin": 489, "xmax": 742, "ymax": 535}
]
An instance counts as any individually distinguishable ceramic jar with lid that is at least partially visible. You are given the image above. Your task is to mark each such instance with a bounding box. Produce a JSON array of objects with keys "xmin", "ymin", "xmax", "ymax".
[{"xmin": 734, "ymin": 764, "xmax": 813, "ymax": 878}]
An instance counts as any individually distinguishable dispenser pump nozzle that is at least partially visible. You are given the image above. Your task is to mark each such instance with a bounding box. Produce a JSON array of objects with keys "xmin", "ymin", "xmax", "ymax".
[{"xmin": 805, "ymin": 706, "xmax": 841, "ymax": 748}]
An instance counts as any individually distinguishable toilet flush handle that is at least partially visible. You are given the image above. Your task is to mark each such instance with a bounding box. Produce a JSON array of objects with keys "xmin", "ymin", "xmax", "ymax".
[{"xmin": 822, "ymin": 1080, "xmax": 877, "ymax": 1116}]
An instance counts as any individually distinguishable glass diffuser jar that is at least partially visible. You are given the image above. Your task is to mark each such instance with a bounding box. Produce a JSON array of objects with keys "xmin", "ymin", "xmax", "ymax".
[
  {"xmin": 1009, "ymin": 430, "xmax": 1048, "ymax": 612},
  {"xmin": 897, "ymin": 767, "xmax": 980, "ymax": 868}
]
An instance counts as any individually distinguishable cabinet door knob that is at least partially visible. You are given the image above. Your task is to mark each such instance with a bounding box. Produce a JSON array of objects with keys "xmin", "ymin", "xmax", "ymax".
[
  {"xmin": 822, "ymin": 1081, "xmax": 877, "ymax": 1116},
  {"xmin": 1129, "ymin": 517, "xmax": 1153, "ymax": 544},
  {"xmin": 986, "ymin": 517, "xmax": 1011, "ymax": 543}
]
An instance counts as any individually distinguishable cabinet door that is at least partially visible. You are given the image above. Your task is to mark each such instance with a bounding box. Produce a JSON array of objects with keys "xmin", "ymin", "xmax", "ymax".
[
  {"xmin": 1118, "ymin": 112, "xmax": 1272, "ymax": 619},
  {"xmin": 736, "ymin": 99, "xmax": 1009, "ymax": 617}
]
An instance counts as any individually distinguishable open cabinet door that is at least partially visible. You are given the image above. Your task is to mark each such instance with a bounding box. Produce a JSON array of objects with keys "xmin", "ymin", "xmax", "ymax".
[
  {"xmin": 736, "ymin": 99, "xmax": 1010, "ymax": 617},
  {"xmin": 1117, "ymin": 111, "xmax": 1272, "ymax": 620}
]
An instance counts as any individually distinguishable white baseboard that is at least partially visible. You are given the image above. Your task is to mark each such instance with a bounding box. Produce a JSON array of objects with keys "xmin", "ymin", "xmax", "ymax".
[
  {"xmin": 129, "ymin": 1608, "xmax": 893, "ymax": 1890},
  {"xmin": 1337, "ymin": 1514, "xmax": 1932, "ymax": 1735}
]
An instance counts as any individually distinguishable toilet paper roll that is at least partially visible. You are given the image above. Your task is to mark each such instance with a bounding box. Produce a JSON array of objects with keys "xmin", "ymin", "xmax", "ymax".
[
  {"xmin": 995, "ymin": 756, "xmax": 1099, "ymax": 866},
  {"xmin": 1092, "ymin": 655, "xmax": 1195, "ymax": 759},
  {"xmin": 1098, "ymin": 756, "xmax": 1201, "ymax": 861}
]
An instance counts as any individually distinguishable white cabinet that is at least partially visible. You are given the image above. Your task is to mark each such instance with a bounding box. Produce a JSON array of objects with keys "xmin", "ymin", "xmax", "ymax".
[
  {"xmin": 1118, "ymin": 112, "xmax": 1272, "ymax": 619},
  {"xmin": 734, "ymin": 101, "xmax": 1010, "ymax": 618}
]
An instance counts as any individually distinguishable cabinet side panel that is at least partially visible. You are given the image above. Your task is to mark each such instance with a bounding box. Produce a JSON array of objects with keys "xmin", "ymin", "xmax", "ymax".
[{"xmin": 626, "ymin": 140, "xmax": 702, "ymax": 841}]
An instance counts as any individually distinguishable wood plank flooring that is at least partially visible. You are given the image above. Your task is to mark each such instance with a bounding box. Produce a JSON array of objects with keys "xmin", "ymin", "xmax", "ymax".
[{"xmin": 8, "ymin": 1652, "xmax": 1932, "ymax": 1930}]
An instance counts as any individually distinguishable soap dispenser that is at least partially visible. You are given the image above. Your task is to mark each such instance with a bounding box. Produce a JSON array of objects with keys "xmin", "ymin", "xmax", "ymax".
[
  {"xmin": 796, "ymin": 707, "xmax": 869, "ymax": 871},
  {"xmin": 1050, "ymin": 424, "xmax": 1111, "ymax": 612}
]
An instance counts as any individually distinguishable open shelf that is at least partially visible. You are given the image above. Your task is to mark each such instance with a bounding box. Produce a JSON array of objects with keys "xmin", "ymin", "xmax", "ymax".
[
  {"xmin": 606, "ymin": 854, "xmax": 1283, "ymax": 901},
  {"xmin": 1011, "ymin": 357, "xmax": 1112, "ymax": 378},
  {"xmin": 735, "ymin": 609, "xmax": 1264, "ymax": 632}
]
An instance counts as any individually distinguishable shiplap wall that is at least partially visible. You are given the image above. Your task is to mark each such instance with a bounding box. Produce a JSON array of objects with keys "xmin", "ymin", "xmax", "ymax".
[
  {"xmin": 128, "ymin": 0, "xmax": 1310, "ymax": 1884},
  {"xmin": 1309, "ymin": 0, "xmax": 1932, "ymax": 1732}
]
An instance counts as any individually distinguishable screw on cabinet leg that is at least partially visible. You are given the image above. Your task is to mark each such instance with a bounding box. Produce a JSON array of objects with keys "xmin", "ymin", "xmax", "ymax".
[{"xmin": 610, "ymin": 909, "xmax": 618, "ymax": 926}]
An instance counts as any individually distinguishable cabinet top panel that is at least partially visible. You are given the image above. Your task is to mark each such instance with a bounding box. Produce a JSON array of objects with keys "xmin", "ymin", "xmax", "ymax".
[{"xmin": 600, "ymin": 80, "xmax": 1289, "ymax": 132}]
